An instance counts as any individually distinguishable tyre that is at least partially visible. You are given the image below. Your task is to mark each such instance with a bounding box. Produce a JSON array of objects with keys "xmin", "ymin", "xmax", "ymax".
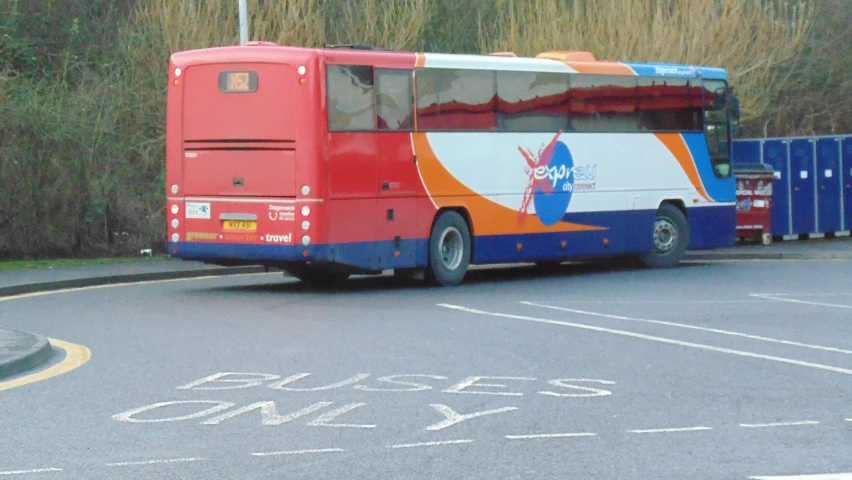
[
  {"xmin": 638, "ymin": 203, "xmax": 689, "ymax": 268},
  {"xmin": 284, "ymin": 263, "xmax": 350, "ymax": 286},
  {"xmin": 425, "ymin": 211, "xmax": 471, "ymax": 287}
]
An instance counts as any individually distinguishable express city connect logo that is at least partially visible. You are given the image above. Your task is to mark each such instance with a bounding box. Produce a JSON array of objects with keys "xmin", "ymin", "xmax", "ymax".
[
  {"xmin": 518, "ymin": 130, "xmax": 597, "ymax": 226},
  {"xmin": 517, "ymin": 131, "xmax": 598, "ymax": 227}
]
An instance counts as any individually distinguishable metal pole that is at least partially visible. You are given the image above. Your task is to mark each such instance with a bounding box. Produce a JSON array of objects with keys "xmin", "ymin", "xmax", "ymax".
[{"xmin": 239, "ymin": 0, "xmax": 248, "ymax": 45}]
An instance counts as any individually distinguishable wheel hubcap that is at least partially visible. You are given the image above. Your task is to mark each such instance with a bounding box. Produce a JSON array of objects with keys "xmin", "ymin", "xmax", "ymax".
[
  {"xmin": 653, "ymin": 218, "xmax": 678, "ymax": 253},
  {"xmin": 439, "ymin": 227, "xmax": 464, "ymax": 270}
]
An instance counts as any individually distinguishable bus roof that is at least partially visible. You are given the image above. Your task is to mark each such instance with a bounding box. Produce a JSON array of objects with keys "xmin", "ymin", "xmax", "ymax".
[{"xmin": 170, "ymin": 44, "xmax": 728, "ymax": 81}]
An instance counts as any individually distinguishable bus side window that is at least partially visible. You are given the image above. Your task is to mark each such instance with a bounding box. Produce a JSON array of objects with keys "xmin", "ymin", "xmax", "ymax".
[
  {"xmin": 376, "ymin": 69, "xmax": 414, "ymax": 130},
  {"xmin": 496, "ymin": 70, "xmax": 570, "ymax": 133},
  {"xmin": 415, "ymin": 68, "xmax": 496, "ymax": 131},
  {"xmin": 327, "ymin": 64, "xmax": 376, "ymax": 131},
  {"xmin": 636, "ymin": 77, "xmax": 703, "ymax": 133},
  {"xmin": 570, "ymin": 74, "xmax": 638, "ymax": 133}
]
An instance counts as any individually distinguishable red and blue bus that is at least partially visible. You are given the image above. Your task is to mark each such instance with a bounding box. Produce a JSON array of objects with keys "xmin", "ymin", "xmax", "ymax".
[{"xmin": 165, "ymin": 42, "xmax": 737, "ymax": 286}]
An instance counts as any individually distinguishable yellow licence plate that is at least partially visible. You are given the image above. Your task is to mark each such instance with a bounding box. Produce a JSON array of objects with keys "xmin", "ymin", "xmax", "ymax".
[{"xmin": 223, "ymin": 220, "xmax": 257, "ymax": 231}]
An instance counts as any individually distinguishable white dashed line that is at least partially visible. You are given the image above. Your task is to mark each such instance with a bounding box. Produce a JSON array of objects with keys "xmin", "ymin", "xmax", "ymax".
[
  {"xmin": 628, "ymin": 426, "xmax": 712, "ymax": 434},
  {"xmin": 750, "ymin": 474, "xmax": 852, "ymax": 479},
  {"xmin": 506, "ymin": 433, "xmax": 597, "ymax": 439},
  {"xmin": 531, "ymin": 300, "xmax": 771, "ymax": 305},
  {"xmin": 438, "ymin": 304, "xmax": 852, "ymax": 376},
  {"xmin": 750, "ymin": 294, "xmax": 852, "ymax": 310},
  {"xmin": 105, "ymin": 458, "xmax": 203, "ymax": 466},
  {"xmin": 251, "ymin": 448, "xmax": 345, "ymax": 457},
  {"xmin": 521, "ymin": 301, "xmax": 852, "ymax": 356},
  {"xmin": 751, "ymin": 293, "xmax": 852, "ymax": 297},
  {"xmin": 0, "ymin": 469, "xmax": 62, "ymax": 476},
  {"xmin": 740, "ymin": 421, "xmax": 820, "ymax": 429},
  {"xmin": 387, "ymin": 440, "xmax": 473, "ymax": 449}
]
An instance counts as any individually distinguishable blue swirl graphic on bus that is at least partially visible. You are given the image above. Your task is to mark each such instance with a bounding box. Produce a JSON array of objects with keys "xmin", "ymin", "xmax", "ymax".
[
  {"xmin": 518, "ymin": 132, "xmax": 598, "ymax": 227},
  {"xmin": 532, "ymin": 141, "xmax": 575, "ymax": 226}
]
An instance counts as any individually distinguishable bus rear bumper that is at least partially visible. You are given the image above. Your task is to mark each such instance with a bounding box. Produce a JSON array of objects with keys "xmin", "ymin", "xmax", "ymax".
[
  {"xmin": 166, "ymin": 240, "xmax": 424, "ymax": 272},
  {"xmin": 169, "ymin": 241, "xmax": 318, "ymax": 265}
]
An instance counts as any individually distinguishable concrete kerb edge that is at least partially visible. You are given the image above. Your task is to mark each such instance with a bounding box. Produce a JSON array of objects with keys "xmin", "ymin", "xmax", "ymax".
[
  {"xmin": 0, "ymin": 329, "xmax": 53, "ymax": 381},
  {"xmin": 0, "ymin": 265, "xmax": 270, "ymax": 298}
]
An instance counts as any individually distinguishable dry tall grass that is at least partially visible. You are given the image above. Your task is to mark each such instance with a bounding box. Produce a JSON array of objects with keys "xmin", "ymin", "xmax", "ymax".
[
  {"xmin": 478, "ymin": 0, "xmax": 814, "ymax": 121},
  {"xmin": 133, "ymin": 0, "xmax": 326, "ymax": 53},
  {"xmin": 323, "ymin": 0, "xmax": 434, "ymax": 51}
]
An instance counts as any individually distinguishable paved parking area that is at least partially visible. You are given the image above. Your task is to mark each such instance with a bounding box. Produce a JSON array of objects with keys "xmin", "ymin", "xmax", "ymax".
[{"xmin": 0, "ymin": 259, "xmax": 850, "ymax": 479}]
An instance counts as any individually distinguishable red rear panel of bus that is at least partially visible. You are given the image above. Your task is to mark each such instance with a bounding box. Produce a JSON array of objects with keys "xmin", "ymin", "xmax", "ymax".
[{"xmin": 165, "ymin": 46, "xmax": 324, "ymax": 259}]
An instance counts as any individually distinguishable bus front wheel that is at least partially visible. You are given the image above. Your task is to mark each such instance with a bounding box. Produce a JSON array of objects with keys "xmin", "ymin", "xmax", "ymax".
[
  {"xmin": 639, "ymin": 203, "xmax": 689, "ymax": 269},
  {"xmin": 425, "ymin": 211, "xmax": 471, "ymax": 287}
]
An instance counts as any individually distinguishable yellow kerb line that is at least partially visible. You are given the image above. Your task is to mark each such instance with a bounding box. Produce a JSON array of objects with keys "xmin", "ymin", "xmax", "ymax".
[
  {"xmin": 0, "ymin": 271, "xmax": 275, "ymax": 391},
  {"xmin": 0, "ymin": 339, "xmax": 91, "ymax": 392}
]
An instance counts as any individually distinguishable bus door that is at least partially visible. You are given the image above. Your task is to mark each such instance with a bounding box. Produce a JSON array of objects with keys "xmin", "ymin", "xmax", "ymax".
[
  {"xmin": 325, "ymin": 63, "xmax": 379, "ymax": 269},
  {"xmin": 375, "ymin": 68, "xmax": 422, "ymax": 269}
]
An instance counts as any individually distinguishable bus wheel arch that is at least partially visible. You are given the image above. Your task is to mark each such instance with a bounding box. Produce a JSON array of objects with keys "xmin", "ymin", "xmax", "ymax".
[
  {"xmin": 639, "ymin": 200, "xmax": 690, "ymax": 269},
  {"xmin": 425, "ymin": 207, "xmax": 473, "ymax": 287},
  {"xmin": 661, "ymin": 199, "xmax": 687, "ymax": 218}
]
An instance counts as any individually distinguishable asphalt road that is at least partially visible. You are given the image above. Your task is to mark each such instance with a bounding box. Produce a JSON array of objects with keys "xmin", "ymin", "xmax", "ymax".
[{"xmin": 1, "ymin": 259, "xmax": 851, "ymax": 480}]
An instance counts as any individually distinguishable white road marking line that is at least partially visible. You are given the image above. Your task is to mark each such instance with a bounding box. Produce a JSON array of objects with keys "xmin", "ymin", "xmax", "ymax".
[
  {"xmin": 750, "ymin": 294, "xmax": 852, "ymax": 310},
  {"xmin": 522, "ymin": 301, "xmax": 852, "ymax": 356},
  {"xmin": 750, "ymin": 474, "xmax": 852, "ymax": 479},
  {"xmin": 740, "ymin": 421, "xmax": 820, "ymax": 428},
  {"xmin": 105, "ymin": 458, "xmax": 203, "ymax": 466},
  {"xmin": 0, "ymin": 469, "xmax": 62, "ymax": 476},
  {"xmin": 751, "ymin": 294, "xmax": 852, "ymax": 297},
  {"xmin": 251, "ymin": 448, "xmax": 345, "ymax": 457},
  {"xmin": 437, "ymin": 304, "xmax": 852, "ymax": 376},
  {"xmin": 528, "ymin": 300, "xmax": 770, "ymax": 305},
  {"xmin": 628, "ymin": 426, "xmax": 712, "ymax": 434},
  {"xmin": 505, "ymin": 433, "xmax": 596, "ymax": 439},
  {"xmin": 387, "ymin": 440, "xmax": 473, "ymax": 449}
]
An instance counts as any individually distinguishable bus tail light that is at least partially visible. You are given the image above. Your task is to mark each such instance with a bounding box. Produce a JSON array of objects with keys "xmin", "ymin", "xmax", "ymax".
[
  {"xmin": 171, "ymin": 233, "xmax": 179, "ymax": 242},
  {"xmin": 301, "ymin": 206, "xmax": 310, "ymax": 216},
  {"xmin": 171, "ymin": 204, "xmax": 179, "ymax": 215},
  {"xmin": 301, "ymin": 221, "xmax": 310, "ymax": 231},
  {"xmin": 301, "ymin": 235, "xmax": 311, "ymax": 246},
  {"xmin": 298, "ymin": 65, "xmax": 306, "ymax": 75},
  {"xmin": 171, "ymin": 184, "xmax": 179, "ymax": 194}
]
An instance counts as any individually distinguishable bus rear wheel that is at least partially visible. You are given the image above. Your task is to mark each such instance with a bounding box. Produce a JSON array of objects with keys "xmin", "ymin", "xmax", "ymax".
[
  {"xmin": 639, "ymin": 203, "xmax": 689, "ymax": 269},
  {"xmin": 425, "ymin": 211, "xmax": 471, "ymax": 287}
]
